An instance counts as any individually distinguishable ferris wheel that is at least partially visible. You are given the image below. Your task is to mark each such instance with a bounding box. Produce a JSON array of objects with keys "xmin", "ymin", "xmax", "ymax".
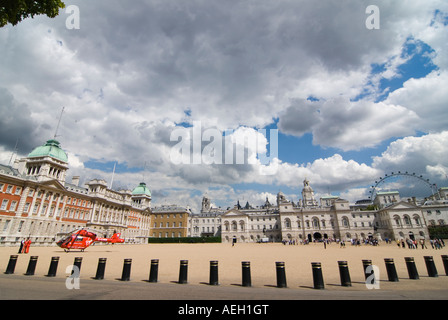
[{"xmin": 368, "ymin": 171, "xmax": 438, "ymax": 200}]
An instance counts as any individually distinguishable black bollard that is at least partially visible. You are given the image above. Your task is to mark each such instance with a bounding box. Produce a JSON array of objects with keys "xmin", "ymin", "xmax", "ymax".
[
  {"xmin": 338, "ymin": 261, "xmax": 352, "ymax": 287},
  {"xmin": 441, "ymin": 255, "xmax": 448, "ymax": 276},
  {"xmin": 4, "ymin": 255, "xmax": 18, "ymax": 274},
  {"xmin": 241, "ymin": 261, "xmax": 252, "ymax": 287},
  {"xmin": 404, "ymin": 257, "xmax": 419, "ymax": 280},
  {"xmin": 72, "ymin": 257, "xmax": 83, "ymax": 276},
  {"xmin": 209, "ymin": 260, "xmax": 219, "ymax": 286},
  {"xmin": 94, "ymin": 258, "xmax": 107, "ymax": 280},
  {"xmin": 424, "ymin": 256, "xmax": 438, "ymax": 277},
  {"xmin": 120, "ymin": 258, "xmax": 132, "ymax": 281},
  {"xmin": 178, "ymin": 260, "xmax": 188, "ymax": 284},
  {"xmin": 311, "ymin": 262, "xmax": 325, "ymax": 289},
  {"xmin": 149, "ymin": 259, "xmax": 159, "ymax": 283},
  {"xmin": 384, "ymin": 258, "xmax": 399, "ymax": 282},
  {"xmin": 46, "ymin": 256, "xmax": 60, "ymax": 277},
  {"xmin": 24, "ymin": 256, "xmax": 38, "ymax": 276},
  {"xmin": 362, "ymin": 259, "xmax": 374, "ymax": 281},
  {"xmin": 276, "ymin": 262, "xmax": 287, "ymax": 288}
]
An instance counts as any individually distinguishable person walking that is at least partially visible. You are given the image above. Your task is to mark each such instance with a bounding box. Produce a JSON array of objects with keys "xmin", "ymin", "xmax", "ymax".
[
  {"xmin": 24, "ymin": 238, "xmax": 31, "ymax": 254},
  {"xmin": 18, "ymin": 239, "xmax": 25, "ymax": 254}
]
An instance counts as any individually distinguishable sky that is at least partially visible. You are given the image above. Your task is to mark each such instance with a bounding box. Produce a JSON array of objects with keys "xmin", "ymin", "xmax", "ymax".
[{"xmin": 0, "ymin": 1, "xmax": 447, "ymax": 212}]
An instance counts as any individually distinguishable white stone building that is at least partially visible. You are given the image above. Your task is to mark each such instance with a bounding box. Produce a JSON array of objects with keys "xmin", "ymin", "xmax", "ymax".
[{"xmin": 219, "ymin": 179, "xmax": 435, "ymax": 243}]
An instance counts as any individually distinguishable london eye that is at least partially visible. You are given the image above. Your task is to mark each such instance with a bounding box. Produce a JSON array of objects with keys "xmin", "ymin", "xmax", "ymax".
[{"xmin": 368, "ymin": 171, "xmax": 438, "ymax": 201}]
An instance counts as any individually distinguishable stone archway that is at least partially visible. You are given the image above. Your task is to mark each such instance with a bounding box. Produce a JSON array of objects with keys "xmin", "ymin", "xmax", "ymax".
[{"xmin": 313, "ymin": 232, "xmax": 322, "ymax": 240}]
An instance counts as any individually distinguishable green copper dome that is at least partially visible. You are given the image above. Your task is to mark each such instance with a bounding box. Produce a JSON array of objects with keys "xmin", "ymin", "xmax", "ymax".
[
  {"xmin": 28, "ymin": 139, "xmax": 68, "ymax": 163},
  {"xmin": 132, "ymin": 182, "xmax": 151, "ymax": 196}
]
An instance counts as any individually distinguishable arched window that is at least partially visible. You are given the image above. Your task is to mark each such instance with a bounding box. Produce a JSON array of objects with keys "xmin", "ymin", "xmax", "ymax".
[
  {"xmin": 393, "ymin": 215, "xmax": 401, "ymax": 227},
  {"xmin": 413, "ymin": 215, "xmax": 421, "ymax": 226},
  {"xmin": 285, "ymin": 218, "xmax": 291, "ymax": 229},
  {"xmin": 403, "ymin": 215, "xmax": 411, "ymax": 226},
  {"xmin": 312, "ymin": 218, "xmax": 320, "ymax": 228},
  {"xmin": 232, "ymin": 221, "xmax": 237, "ymax": 231},
  {"xmin": 342, "ymin": 217, "xmax": 349, "ymax": 228}
]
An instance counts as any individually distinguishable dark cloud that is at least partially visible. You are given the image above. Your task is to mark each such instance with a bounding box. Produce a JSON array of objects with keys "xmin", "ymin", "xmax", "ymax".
[
  {"xmin": 0, "ymin": 88, "xmax": 40, "ymax": 153},
  {"xmin": 278, "ymin": 99, "xmax": 320, "ymax": 137}
]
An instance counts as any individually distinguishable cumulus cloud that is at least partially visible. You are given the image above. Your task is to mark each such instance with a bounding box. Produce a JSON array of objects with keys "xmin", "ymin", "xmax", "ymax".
[
  {"xmin": 1, "ymin": 1, "xmax": 447, "ymax": 208},
  {"xmin": 279, "ymin": 97, "xmax": 420, "ymax": 151},
  {"xmin": 372, "ymin": 131, "xmax": 448, "ymax": 186},
  {"xmin": 385, "ymin": 70, "xmax": 448, "ymax": 132},
  {"xmin": 0, "ymin": 88, "xmax": 40, "ymax": 153}
]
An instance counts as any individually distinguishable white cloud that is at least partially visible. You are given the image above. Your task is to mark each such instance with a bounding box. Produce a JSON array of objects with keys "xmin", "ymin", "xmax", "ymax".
[
  {"xmin": 279, "ymin": 97, "xmax": 420, "ymax": 151},
  {"xmin": 385, "ymin": 70, "xmax": 448, "ymax": 132},
  {"xmin": 339, "ymin": 187, "xmax": 370, "ymax": 203},
  {"xmin": 372, "ymin": 131, "xmax": 448, "ymax": 184}
]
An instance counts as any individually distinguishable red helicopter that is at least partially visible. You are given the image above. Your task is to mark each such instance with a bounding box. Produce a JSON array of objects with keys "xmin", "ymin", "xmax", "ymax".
[{"xmin": 57, "ymin": 228, "xmax": 124, "ymax": 252}]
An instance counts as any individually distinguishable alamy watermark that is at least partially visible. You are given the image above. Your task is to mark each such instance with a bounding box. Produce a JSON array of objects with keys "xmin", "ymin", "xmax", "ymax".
[
  {"xmin": 65, "ymin": 5, "xmax": 80, "ymax": 30},
  {"xmin": 365, "ymin": 5, "xmax": 380, "ymax": 30},
  {"xmin": 65, "ymin": 265, "xmax": 80, "ymax": 290},
  {"xmin": 64, "ymin": 5, "xmax": 380, "ymax": 31},
  {"xmin": 365, "ymin": 264, "xmax": 380, "ymax": 290},
  {"xmin": 169, "ymin": 121, "xmax": 278, "ymax": 175}
]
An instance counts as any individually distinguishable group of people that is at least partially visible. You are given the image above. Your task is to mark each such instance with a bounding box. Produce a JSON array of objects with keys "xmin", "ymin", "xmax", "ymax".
[
  {"xmin": 396, "ymin": 238, "xmax": 445, "ymax": 250},
  {"xmin": 18, "ymin": 238, "xmax": 32, "ymax": 254}
]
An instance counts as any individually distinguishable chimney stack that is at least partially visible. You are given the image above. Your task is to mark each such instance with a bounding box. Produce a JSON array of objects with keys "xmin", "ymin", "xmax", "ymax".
[{"xmin": 72, "ymin": 176, "xmax": 80, "ymax": 186}]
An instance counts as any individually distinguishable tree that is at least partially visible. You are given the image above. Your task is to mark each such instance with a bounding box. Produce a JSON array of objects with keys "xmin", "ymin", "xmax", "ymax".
[{"xmin": 0, "ymin": 0, "xmax": 65, "ymax": 27}]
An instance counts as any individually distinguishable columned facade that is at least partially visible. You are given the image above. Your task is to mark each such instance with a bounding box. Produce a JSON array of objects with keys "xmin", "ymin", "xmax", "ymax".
[{"xmin": 0, "ymin": 139, "xmax": 151, "ymax": 246}]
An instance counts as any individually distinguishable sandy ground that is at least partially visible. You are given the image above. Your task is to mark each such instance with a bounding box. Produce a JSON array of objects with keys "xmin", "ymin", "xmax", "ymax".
[{"xmin": 2, "ymin": 242, "xmax": 448, "ymax": 292}]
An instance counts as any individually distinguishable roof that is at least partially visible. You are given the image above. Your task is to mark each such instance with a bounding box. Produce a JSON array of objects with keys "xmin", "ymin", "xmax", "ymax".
[
  {"xmin": 132, "ymin": 182, "xmax": 151, "ymax": 197},
  {"xmin": 152, "ymin": 205, "xmax": 189, "ymax": 213},
  {"xmin": 376, "ymin": 191, "xmax": 400, "ymax": 195},
  {"xmin": 28, "ymin": 139, "xmax": 68, "ymax": 163}
]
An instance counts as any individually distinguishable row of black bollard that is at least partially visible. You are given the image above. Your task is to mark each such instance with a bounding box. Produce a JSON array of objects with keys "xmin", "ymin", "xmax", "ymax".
[
  {"xmin": 241, "ymin": 261, "xmax": 251, "ymax": 287},
  {"xmin": 405, "ymin": 257, "xmax": 419, "ymax": 279},
  {"xmin": 46, "ymin": 257, "xmax": 60, "ymax": 277},
  {"xmin": 384, "ymin": 258, "xmax": 399, "ymax": 282},
  {"xmin": 94, "ymin": 258, "xmax": 107, "ymax": 280},
  {"xmin": 276, "ymin": 262, "xmax": 287, "ymax": 288},
  {"xmin": 4, "ymin": 255, "xmax": 448, "ymax": 286},
  {"xmin": 4, "ymin": 255, "xmax": 18, "ymax": 274},
  {"xmin": 338, "ymin": 261, "xmax": 352, "ymax": 286},
  {"xmin": 424, "ymin": 256, "xmax": 438, "ymax": 277}
]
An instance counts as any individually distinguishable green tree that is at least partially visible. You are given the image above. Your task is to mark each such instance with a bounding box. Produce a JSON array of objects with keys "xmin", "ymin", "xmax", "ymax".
[{"xmin": 0, "ymin": 0, "xmax": 65, "ymax": 27}]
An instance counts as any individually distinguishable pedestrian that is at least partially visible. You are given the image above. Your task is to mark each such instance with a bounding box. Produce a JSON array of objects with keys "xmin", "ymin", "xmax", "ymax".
[
  {"xmin": 232, "ymin": 236, "xmax": 236, "ymax": 247},
  {"xmin": 420, "ymin": 239, "xmax": 427, "ymax": 249},
  {"xmin": 18, "ymin": 239, "xmax": 24, "ymax": 254},
  {"xmin": 24, "ymin": 238, "xmax": 31, "ymax": 253}
]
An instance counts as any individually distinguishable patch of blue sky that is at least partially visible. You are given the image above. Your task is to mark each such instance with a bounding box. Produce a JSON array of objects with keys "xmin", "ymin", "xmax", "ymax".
[
  {"xmin": 174, "ymin": 109, "xmax": 193, "ymax": 127},
  {"xmin": 353, "ymin": 38, "xmax": 437, "ymax": 103},
  {"xmin": 430, "ymin": 9, "xmax": 448, "ymax": 27},
  {"xmin": 84, "ymin": 159, "xmax": 144, "ymax": 173}
]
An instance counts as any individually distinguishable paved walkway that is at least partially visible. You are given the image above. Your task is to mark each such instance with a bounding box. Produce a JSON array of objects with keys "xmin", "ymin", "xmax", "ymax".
[
  {"xmin": 1, "ymin": 273, "xmax": 448, "ymax": 300},
  {"xmin": 1, "ymin": 242, "xmax": 448, "ymax": 301}
]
